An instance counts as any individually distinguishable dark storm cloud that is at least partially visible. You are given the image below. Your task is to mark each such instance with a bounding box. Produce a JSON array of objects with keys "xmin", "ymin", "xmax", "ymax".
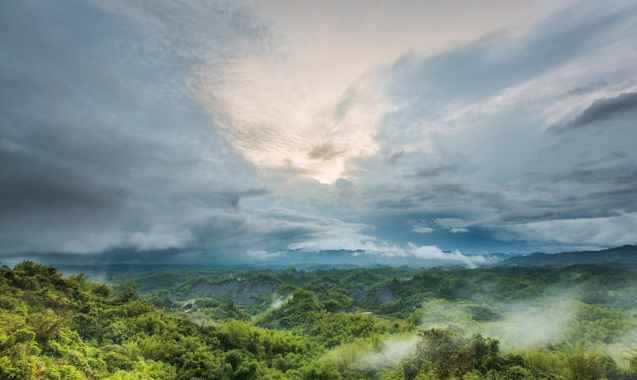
[
  {"xmin": 0, "ymin": 0, "xmax": 287, "ymax": 257},
  {"xmin": 0, "ymin": 0, "xmax": 373, "ymax": 263},
  {"xmin": 0, "ymin": 146, "xmax": 124, "ymax": 214},
  {"xmin": 548, "ymin": 92, "xmax": 637, "ymax": 133}
]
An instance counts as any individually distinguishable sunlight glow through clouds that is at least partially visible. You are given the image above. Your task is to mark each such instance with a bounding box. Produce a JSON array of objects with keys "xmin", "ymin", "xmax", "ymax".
[
  {"xmin": 190, "ymin": 0, "xmax": 562, "ymax": 184},
  {"xmin": 4, "ymin": 0, "xmax": 634, "ymax": 258},
  {"xmin": 200, "ymin": 69, "xmax": 387, "ymax": 184}
]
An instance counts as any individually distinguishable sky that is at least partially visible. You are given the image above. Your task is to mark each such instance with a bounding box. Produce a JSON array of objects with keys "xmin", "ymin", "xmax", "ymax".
[{"xmin": 1, "ymin": 0, "xmax": 636, "ymax": 265}]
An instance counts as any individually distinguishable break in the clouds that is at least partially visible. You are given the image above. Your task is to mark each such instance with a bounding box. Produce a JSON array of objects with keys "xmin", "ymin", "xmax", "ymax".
[{"xmin": 1, "ymin": 0, "xmax": 636, "ymax": 264}]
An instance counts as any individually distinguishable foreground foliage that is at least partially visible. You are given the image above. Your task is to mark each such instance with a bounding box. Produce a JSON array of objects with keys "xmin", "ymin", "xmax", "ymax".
[{"xmin": 1, "ymin": 261, "xmax": 636, "ymax": 379}]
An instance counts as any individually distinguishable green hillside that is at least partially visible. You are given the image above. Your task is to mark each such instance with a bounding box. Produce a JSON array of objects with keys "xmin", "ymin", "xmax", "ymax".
[{"xmin": 1, "ymin": 261, "xmax": 637, "ymax": 379}]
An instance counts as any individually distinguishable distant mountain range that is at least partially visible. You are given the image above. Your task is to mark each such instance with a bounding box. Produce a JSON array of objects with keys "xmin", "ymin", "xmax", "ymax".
[
  {"xmin": 500, "ymin": 245, "xmax": 637, "ymax": 267},
  {"xmin": 3, "ymin": 245, "xmax": 637, "ymax": 270}
]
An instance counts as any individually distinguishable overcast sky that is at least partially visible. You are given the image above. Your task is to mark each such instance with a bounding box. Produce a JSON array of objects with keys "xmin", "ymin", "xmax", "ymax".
[{"xmin": 1, "ymin": 0, "xmax": 636, "ymax": 265}]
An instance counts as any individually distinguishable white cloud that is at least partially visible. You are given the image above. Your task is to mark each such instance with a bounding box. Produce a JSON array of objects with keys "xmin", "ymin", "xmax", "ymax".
[
  {"xmin": 435, "ymin": 218, "xmax": 469, "ymax": 228},
  {"xmin": 435, "ymin": 218, "xmax": 472, "ymax": 234},
  {"xmin": 407, "ymin": 243, "xmax": 485, "ymax": 268},
  {"xmin": 503, "ymin": 212, "xmax": 637, "ymax": 247},
  {"xmin": 243, "ymin": 250, "xmax": 285, "ymax": 261},
  {"xmin": 412, "ymin": 225, "xmax": 435, "ymax": 234}
]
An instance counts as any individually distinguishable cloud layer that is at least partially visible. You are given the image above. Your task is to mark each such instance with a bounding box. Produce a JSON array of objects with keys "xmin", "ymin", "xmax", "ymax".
[{"xmin": 1, "ymin": 0, "xmax": 636, "ymax": 263}]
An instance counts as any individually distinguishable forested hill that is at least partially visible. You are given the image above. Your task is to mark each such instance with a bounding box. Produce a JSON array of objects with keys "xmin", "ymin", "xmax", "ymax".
[
  {"xmin": 0, "ymin": 261, "xmax": 342, "ymax": 379},
  {"xmin": 2, "ymin": 261, "xmax": 637, "ymax": 379},
  {"xmin": 501, "ymin": 245, "xmax": 637, "ymax": 267}
]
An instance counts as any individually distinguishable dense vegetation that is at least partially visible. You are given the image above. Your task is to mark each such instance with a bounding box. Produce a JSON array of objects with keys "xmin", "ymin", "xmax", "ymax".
[{"xmin": 1, "ymin": 261, "xmax": 636, "ymax": 379}]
